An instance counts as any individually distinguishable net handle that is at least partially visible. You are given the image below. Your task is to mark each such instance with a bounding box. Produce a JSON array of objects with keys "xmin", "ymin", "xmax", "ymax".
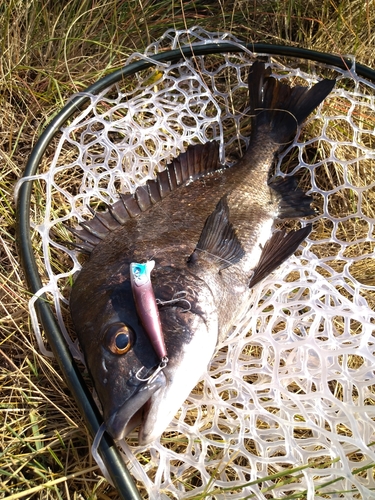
[{"xmin": 16, "ymin": 41, "xmax": 375, "ymax": 497}]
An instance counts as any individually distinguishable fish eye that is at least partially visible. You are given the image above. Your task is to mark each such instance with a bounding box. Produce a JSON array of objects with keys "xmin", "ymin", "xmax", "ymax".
[{"xmin": 105, "ymin": 323, "xmax": 134, "ymax": 355}]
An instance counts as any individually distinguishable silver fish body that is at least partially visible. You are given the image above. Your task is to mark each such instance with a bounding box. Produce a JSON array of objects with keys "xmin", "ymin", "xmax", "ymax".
[{"xmin": 70, "ymin": 62, "xmax": 335, "ymax": 445}]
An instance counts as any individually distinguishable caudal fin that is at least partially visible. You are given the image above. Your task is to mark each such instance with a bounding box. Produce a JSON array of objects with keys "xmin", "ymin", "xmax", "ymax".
[{"xmin": 248, "ymin": 61, "xmax": 335, "ymax": 145}]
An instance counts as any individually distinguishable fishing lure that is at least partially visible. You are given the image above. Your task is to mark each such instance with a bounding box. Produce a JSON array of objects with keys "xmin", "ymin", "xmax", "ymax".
[{"xmin": 130, "ymin": 261, "xmax": 168, "ymax": 363}]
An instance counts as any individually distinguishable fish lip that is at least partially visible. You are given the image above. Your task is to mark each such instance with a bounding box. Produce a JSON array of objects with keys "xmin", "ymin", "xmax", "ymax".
[{"xmin": 105, "ymin": 369, "xmax": 166, "ymax": 441}]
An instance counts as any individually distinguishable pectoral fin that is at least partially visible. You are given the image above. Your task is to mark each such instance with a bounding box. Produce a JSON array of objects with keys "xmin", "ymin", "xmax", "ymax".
[
  {"xmin": 188, "ymin": 196, "xmax": 245, "ymax": 270},
  {"xmin": 249, "ymin": 225, "xmax": 312, "ymax": 288}
]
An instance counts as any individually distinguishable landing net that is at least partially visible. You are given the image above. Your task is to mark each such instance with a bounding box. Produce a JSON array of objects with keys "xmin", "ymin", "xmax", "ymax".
[{"xmin": 20, "ymin": 27, "xmax": 375, "ymax": 498}]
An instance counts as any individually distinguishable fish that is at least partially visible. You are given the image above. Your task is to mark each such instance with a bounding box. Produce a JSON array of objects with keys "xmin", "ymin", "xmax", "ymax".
[{"xmin": 69, "ymin": 61, "xmax": 335, "ymax": 445}]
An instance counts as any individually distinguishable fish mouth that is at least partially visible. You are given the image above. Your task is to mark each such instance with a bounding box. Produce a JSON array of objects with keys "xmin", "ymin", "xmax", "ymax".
[{"xmin": 105, "ymin": 369, "xmax": 166, "ymax": 441}]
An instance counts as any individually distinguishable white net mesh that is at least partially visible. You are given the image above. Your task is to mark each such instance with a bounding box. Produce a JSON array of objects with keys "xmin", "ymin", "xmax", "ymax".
[{"xmin": 19, "ymin": 27, "xmax": 375, "ymax": 498}]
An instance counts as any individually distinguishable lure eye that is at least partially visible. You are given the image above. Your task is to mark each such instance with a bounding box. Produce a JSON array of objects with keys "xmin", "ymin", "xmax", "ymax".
[{"xmin": 105, "ymin": 323, "xmax": 134, "ymax": 355}]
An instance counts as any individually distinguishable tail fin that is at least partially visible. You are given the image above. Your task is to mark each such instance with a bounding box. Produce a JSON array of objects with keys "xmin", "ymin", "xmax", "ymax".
[{"xmin": 248, "ymin": 61, "xmax": 335, "ymax": 145}]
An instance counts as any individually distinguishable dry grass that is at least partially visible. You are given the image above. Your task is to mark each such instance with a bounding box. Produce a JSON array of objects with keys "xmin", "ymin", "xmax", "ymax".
[{"xmin": 1, "ymin": 0, "xmax": 375, "ymax": 498}]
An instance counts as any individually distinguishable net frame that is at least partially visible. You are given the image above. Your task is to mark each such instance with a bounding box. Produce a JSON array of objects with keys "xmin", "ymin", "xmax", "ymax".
[{"xmin": 16, "ymin": 27, "xmax": 375, "ymax": 499}]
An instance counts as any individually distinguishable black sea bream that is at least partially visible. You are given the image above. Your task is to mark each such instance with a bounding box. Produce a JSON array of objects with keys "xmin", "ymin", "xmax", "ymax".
[{"xmin": 69, "ymin": 61, "xmax": 335, "ymax": 445}]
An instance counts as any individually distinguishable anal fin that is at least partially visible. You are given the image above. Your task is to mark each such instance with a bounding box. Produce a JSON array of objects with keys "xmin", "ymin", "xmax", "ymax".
[
  {"xmin": 249, "ymin": 225, "xmax": 312, "ymax": 288},
  {"xmin": 188, "ymin": 196, "xmax": 245, "ymax": 271},
  {"xmin": 270, "ymin": 176, "xmax": 315, "ymax": 219}
]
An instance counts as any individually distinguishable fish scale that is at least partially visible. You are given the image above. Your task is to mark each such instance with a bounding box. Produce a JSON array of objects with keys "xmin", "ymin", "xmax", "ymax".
[{"xmin": 69, "ymin": 61, "xmax": 335, "ymax": 445}]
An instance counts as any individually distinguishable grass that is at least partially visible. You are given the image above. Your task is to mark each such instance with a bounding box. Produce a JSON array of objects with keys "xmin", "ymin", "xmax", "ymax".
[{"xmin": 1, "ymin": 0, "xmax": 375, "ymax": 498}]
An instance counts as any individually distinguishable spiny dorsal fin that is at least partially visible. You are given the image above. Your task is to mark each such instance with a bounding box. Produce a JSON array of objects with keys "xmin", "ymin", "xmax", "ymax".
[
  {"xmin": 249, "ymin": 224, "xmax": 312, "ymax": 288},
  {"xmin": 188, "ymin": 195, "xmax": 245, "ymax": 271},
  {"xmin": 71, "ymin": 141, "xmax": 220, "ymax": 251}
]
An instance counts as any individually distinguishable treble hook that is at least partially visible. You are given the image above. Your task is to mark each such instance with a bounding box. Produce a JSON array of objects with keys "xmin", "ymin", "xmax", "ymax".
[
  {"xmin": 135, "ymin": 356, "xmax": 169, "ymax": 383},
  {"xmin": 156, "ymin": 290, "xmax": 191, "ymax": 312}
]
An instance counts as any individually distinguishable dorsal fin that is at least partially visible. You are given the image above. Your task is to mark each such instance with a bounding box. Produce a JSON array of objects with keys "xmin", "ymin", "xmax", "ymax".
[{"xmin": 70, "ymin": 141, "xmax": 220, "ymax": 252}]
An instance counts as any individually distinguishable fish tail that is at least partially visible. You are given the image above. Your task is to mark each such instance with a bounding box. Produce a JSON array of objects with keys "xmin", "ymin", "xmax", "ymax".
[{"xmin": 248, "ymin": 61, "xmax": 335, "ymax": 145}]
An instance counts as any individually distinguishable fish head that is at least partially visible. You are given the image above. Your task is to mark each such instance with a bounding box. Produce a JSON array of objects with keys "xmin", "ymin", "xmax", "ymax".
[
  {"xmin": 71, "ymin": 274, "xmax": 165, "ymax": 437},
  {"xmin": 70, "ymin": 262, "xmax": 218, "ymax": 445}
]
